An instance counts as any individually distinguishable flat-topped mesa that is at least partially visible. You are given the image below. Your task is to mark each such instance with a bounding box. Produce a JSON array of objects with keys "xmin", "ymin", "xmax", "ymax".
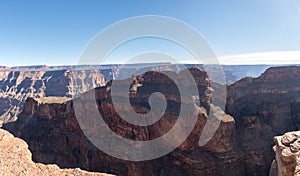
[
  {"xmin": 4, "ymin": 68, "xmax": 241, "ymax": 176},
  {"xmin": 20, "ymin": 97, "xmax": 72, "ymax": 122},
  {"xmin": 33, "ymin": 97, "xmax": 72, "ymax": 104},
  {"xmin": 0, "ymin": 69, "xmax": 106, "ymax": 122}
]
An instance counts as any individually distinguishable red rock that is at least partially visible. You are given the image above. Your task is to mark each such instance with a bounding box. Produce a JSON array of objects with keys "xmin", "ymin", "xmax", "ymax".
[
  {"xmin": 4, "ymin": 68, "xmax": 242, "ymax": 176},
  {"xmin": 0, "ymin": 129, "xmax": 113, "ymax": 176}
]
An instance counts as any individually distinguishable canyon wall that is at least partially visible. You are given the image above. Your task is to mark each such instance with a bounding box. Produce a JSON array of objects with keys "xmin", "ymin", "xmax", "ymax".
[
  {"xmin": 4, "ymin": 68, "xmax": 245, "ymax": 176},
  {"xmin": 226, "ymin": 66, "xmax": 300, "ymax": 175},
  {"xmin": 0, "ymin": 69, "xmax": 106, "ymax": 122},
  {"xmin": 0, "ymin": 64, "xmax": 271, "ymax": 123},
  {"xmin": 4, "ymin": 66, "xmax": 300, "ymax": 175}
]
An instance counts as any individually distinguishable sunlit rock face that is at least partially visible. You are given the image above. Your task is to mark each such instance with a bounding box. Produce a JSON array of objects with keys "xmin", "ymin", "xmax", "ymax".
[
  {"xmin": 0, "ymin": 69, "xmax": 105, "ymax": 122},
  {"xmin": 270, "ymin": 131, "xmax": 300, "ymax": 176}
]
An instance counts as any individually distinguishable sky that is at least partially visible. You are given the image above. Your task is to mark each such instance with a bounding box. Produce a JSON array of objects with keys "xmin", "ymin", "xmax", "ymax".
[{"xmin": 1, "ymin": 0, "xmax": 300, "ymax": 66}]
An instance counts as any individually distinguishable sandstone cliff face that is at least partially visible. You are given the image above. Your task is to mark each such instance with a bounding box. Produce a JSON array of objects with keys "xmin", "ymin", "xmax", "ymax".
[
  {"xmin": 4, "ymin": 68, "xmax": 245, "ymax": 176},
  {"xmin": 0, "ymin": 69, "xmax": 105, "ymax": 122},
  {"xmin": 0, "ymin": 128, "xmax": 113, "ymax": 176},
  {"xmin": 226, "ymin": 66, "xmax": 300, "ymax": 175}
]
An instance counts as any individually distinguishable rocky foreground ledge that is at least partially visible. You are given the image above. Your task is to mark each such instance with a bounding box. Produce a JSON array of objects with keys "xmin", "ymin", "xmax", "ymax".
[
  {"xmin": 0, "ymin": 129, "xmax": 113, "ymax": 176},
  {"xmin": 270, "ymin": 131, "xmax": 300, "ymax": 176}
]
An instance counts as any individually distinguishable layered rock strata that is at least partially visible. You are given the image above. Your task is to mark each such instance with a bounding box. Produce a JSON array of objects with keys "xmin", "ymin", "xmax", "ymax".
[
  {"xmin": 5, "ymin": 66, "xmax": 300, "ymax": 175},
  {"xmin": 4, "ymin": 68, "xmax": 243, "ymax": 176},
  {"xmin": 226, "ymin": 66, "xmax": 300, "ymax": 175},
  {"xmin": 0, "ymin": 69, "xmax": 105, "ymax": 122}
]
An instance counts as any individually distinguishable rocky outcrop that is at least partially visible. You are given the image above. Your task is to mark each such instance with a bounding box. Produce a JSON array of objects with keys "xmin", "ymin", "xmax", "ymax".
[
  {"xmin": 0, "ymin": 128, "xmax": 113, "ymax": 176},
  {"xmin": 270, "ymin": 131, "xmax": 300, "ymax": 176},
  {"xmin": 0, "ymin": 69, "xmax": 105, "ymax": 122},
  {"xmin": 4, "ymin": 68, "xmax": 244, "ymax": 176}
]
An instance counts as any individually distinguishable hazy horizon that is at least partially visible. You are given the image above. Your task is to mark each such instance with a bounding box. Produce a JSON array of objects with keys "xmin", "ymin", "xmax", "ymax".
[{"xmin": 1, "ymin": 50, "xmax": 300, "ymax": 67}]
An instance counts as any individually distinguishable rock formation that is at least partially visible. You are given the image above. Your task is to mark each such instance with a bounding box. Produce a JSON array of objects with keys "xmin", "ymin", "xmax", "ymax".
[
  {"xmin": 0, "ymin": 128, "xmax": 113, "ymax": 176},
  {"xmin": 226, "ymin": 66, "xmax": 300, "ymax": 175},
  {"xmin": 0, "ymin": 64, "xmax": 272, "ymax": 122},
  {"xmin": 4, "ymin": 66, "xmax": 300, "ymax": 175},
  {"xmin": 270, "ymin": 131, "xmax": 300, "ymax": 176},
  {"xmin": 0, "ymin": 69, "xmax": 105, "ymax": 122},
  {"xmin": 3, "ymin": 68, "xmax": 244, "ymax": 176}
]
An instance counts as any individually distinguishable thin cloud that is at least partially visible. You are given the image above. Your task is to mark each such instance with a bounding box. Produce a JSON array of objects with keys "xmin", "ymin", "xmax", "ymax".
[
  {"xmin": 182, "ymin": 51, "xmax": 300, "ymax": 65},
  {"xmin": 218, "ymin": 51, "xmax": 300, "ymax": 65}
]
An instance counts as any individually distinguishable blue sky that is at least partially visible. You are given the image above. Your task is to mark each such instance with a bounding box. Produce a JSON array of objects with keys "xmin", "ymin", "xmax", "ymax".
[{"xmin": 1, "ymin": 0, "xmax": 300, "ymax": 66}]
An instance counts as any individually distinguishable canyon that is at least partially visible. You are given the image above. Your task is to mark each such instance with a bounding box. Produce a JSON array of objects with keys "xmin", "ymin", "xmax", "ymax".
[
  {"xmin": 3, "ymin": 68, "xmax": 242, "ymax": 176},
  {"xmin": 0, "ymin": 69, "xmax": 106, "ymax": 122},
  {"xmin": 0, "ymin": 64, "xmax": 270, "ymax": 123},
  {"xmin": 1, "ymin": 65, "xmax": 300, "ymax": 175}
]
